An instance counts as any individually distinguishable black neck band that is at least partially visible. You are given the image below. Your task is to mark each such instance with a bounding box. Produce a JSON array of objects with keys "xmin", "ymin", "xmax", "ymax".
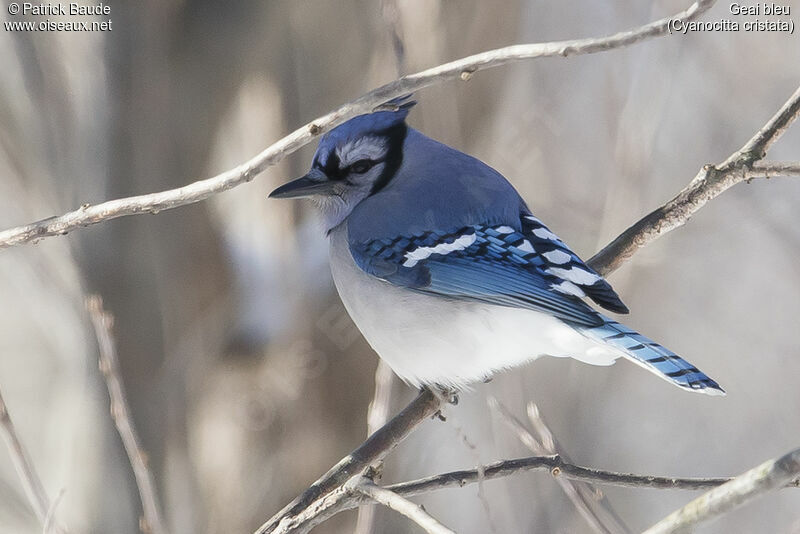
[{"xmin": 369, "ymin": 123, "xmax": 407, "ymax": 196}]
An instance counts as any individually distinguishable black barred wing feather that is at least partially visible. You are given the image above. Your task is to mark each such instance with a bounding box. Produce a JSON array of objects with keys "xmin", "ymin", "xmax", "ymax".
[
  {"xmin": 350, "ymin": 215, "xmax": 629, "ymax": 327},
  {"xmin": 520, "ymin": 214, "xmax": 628, "ymax": 314}
]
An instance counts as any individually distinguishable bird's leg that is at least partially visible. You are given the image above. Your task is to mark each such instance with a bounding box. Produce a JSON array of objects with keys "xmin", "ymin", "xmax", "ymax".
[
  {"xmin": 427, "ymin": 385, "xmax": 458, "ymax": 420},
  {"xmin": 363, "ymin": 462, "xmax": 384, "ymax": 483}
]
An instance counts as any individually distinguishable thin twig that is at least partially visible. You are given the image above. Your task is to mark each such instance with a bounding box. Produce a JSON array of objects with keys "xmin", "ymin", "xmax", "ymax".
[
  {"xmin": 86, "ymin": 295, "xmax": 168, "ymax": 534},
  {"xmin": 0, "ymin": 0, "xmax": 716, "ymax": 251},
  {"xmin": 42, "ymin": 488, "xmax": 66, "ymax": 534},
  {"xmin": 386, "ymin": 455, "xmax": 738, "ymax": 496},
  {"xmin": 642, "ymin": 448, "xmax": 800, "ymax": 534},
  {"xmin": 348, "ymin": 476, "xmax": 455, "ymax": 534},
  {"xmin": 589, "ymin": 85, "xmax": 800, "ymax": 275},
  {"xmin": 0, "ymin": 389, "xmax": 67, "ymax": 534},
  {"xmin": 488, "ymin": 398, "xmax": 629, "ymax": 534},
  {"xmin": 255, "ymin": 389, "xmax": 442, "ymax": 534},
  {"xmin": 354, "ymin": 361, "xmax": 396, "ymax": 534},
  {"xmin": 748, "ymin": 161, "xmax": 800, "ymax": 178},
  {"xmin": 381, "ymin": 0, "xmax": 406, "ymax": 76},
  {"xmin": 437, "ymin": 398, "xmax": 499, "ymax": 534},
  {"xmin": 366, "ymin": 362, "xmax": 398, "ymax": 452},
  {"xmin": 525, "ymin": 403, "xmax": 632, "ymax": 533}
]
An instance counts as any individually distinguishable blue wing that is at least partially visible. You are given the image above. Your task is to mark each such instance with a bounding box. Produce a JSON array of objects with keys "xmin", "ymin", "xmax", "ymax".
[
  {"xmin": 349, "ymin": 214, "xmax": 627, "ymax": 327},
  {"xmin": 520, "ymin": 214, "xmax": 628, "ymax": 314},
  {"xmin": 348, "ymin": 215, "xmax": 726, "ymax": 395}
]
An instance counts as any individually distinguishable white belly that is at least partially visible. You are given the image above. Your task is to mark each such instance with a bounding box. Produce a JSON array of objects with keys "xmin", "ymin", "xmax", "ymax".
[{"xmin": 328, "ymin": 225, "xmax": 621, "ymax": 389}]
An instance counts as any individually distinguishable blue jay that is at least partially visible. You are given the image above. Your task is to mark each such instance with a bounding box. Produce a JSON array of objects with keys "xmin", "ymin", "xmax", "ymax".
[{"xmin": 270, "ymin": 98, "xmax": 723, "ymax": 396}]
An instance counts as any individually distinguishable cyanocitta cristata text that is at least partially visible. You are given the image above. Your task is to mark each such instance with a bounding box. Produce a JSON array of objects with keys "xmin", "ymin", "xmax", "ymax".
[{"xmin": 270, "ymin": 99, "xmax": 723, "ymax": 395}]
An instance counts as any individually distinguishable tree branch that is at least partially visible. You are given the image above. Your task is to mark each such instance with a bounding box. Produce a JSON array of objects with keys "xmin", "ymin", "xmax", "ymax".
[
  {"xmin": 347, "ymin": 476, "xmax": 455, "ymax": 534},
  {"xmin": 86, "ymin": 295, "xmax": 168, "ymax": 534},
  {"xmin": 0, "ymin": 0, "xmax": 716, "ymax": 251},
  {"xmin": 254, "ymin": 388, "xmax": 442, "ymax": 534},
  {"xmin": 385, "ymin": 454, "xmax": 736, "ymax": 496},
  {"xmin": 589, "ymin": 84, "xmax": 800, "ymax": 275},
  {"xmin": 488, "ymin": 398, "xmax": 630, "ymax": 534},
  {"xmin": 642, "ymin": 447, "xmax": 800, "ymax": 534},
  {"xmin": 257, "ymin": 449, "xmax": 800, "ymax": 532},
  {"xmin": 748, "ymin": 161, "xmax": 800, "ymax": 178},
  {"xmin": 0, "ymin": 388, "xmax": 66, "ymax": 534},
  {"xmin": 354, "ymin": 360, "xmax": 397, "ymax": 534}
]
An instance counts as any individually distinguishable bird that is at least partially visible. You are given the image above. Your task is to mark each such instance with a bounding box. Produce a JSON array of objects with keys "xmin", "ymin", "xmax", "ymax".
[{"xmin": 270, "ymin": 97, "xmax": 724, "ymax": 396}]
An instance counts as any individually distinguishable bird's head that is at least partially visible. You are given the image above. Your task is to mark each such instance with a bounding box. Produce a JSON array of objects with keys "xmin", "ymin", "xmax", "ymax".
[{"xmin": 269, "ymin": 97, "xmax": 414, "ymax": 229}]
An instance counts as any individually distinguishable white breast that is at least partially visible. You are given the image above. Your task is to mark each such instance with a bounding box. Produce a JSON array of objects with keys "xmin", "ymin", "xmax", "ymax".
[{"xmin": 328, "ymin": 225, "xmax": 622, "ymax": 389}]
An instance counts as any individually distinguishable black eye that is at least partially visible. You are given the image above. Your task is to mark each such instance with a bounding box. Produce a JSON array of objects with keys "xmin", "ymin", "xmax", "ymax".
[{"xmin": 349, "ymin": 159, "xmax": 374, "ymax": 174}]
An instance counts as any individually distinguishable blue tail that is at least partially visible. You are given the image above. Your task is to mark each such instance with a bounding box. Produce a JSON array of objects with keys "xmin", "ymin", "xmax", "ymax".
[{"xmin": 581, "ymin": 317, "xmax": 725, "ymax": 396}]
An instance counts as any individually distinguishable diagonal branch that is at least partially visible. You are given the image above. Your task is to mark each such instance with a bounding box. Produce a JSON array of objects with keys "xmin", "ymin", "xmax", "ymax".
[
  {"xmin": 86, "ymin": 295, "xmax": 169, "ymax": 534},
  {"xmin": 0, "ymin": 0, "xmax": 716, "ymax": 251},
  {"xmin": 347, "ymin": 476, "xmax": 455, "ymax": 534},
  {"xmin": 642, "ymin": 447, "xmax": 800, "ymax": 534},
  {"xmin": 0, "ymin": 388, "xmax": 67, "ymax": 534},
  {"xmin": 488, "ymin": 398, "xmax": 630, "ymax": 534},
  {"xmin": 589, "ymin": 84, "xmax": 800, "ymax": 275},
  {"xmin": 354, "ymin": 360, "xmax": 397, "ymax": 534},
  {"xmin": 254, "ymin": 389, "xmax": 442, "ymax": 534}
]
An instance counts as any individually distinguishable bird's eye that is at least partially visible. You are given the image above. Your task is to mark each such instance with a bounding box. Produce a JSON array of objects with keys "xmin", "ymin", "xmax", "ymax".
[{"xmin": 349, "ymin": 159, "xmax": 374, "ymax": 174}]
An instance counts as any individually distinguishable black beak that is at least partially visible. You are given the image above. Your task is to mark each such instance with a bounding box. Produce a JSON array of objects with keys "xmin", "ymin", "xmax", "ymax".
[{"xmin": 268, "ymin": 172, "xmax": 334, "ymax": 199}]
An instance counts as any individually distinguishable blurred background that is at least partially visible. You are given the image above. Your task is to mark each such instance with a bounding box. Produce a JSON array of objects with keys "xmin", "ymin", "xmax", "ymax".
[{"xmin": 1, "ymin": 0, "xmax": 799, "ymax": 532}]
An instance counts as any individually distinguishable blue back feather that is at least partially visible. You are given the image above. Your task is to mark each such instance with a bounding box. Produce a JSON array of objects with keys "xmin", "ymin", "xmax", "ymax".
[{"xmin": 348, "ymin": 129, "xmax": 525, "ymax": 241}]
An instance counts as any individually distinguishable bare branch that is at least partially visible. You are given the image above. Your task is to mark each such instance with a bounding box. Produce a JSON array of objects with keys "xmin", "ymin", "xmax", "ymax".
[
  {"xmin": 0, "ymin": 388, "xmax": 66, "ymax": 534},
  {"xmin": 254, "ymin": 389, "xmax": 443, "ymax": 534},
  {"xmin": 589, "ymin": 84, "xmax": 800, "ymax": 275},
  {"xmin": 380, "ymin": 0, "xmax": 406, "ymax": 75},
  {"xmin": 0, "ymin": 0, "xmax": 716, "ymax": 251},
  {"xmin": 274, "ymin": 450, "xmax": 800, "ymax": 529},
  {"xmin": 354, "ymin": 361, "xmax": 397, "ymax": 534},
  {"xmin": 488, "ymin": 398, "xmax": 629, "ymax": 534},
  {"xmin": 731, "ymin": 86, "xmax": 800, "ymax": 162},
  {"xmin": 348, "ymin": 476, "xmax": 455, "ymax": 534},
  {"xmin": 386, "ymin": 455, "xmax": 736, "ymax": 497},
  {"xmin": 42, "ymin": 488, "xmax": 66, "ymax": 534},
  {"xmin": 365, "ymin": 362, "xmax": 398, "ymax": 460},
  {"xmin": 525, "ymin": 404, "xmax": 632, "ymax": 533},
  {"xmin": 86, "ymin": 295, "xmax": 168, "ymax": 534},
  {"xmin": 748, "ymin": 161, "xmax": 800, "ymax": 178},
  {"xmin": 642, "ymin": 448, "xmax": 800, "ymax": 534}
]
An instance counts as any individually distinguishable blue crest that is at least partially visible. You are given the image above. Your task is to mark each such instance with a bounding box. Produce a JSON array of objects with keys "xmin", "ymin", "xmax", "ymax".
[{"xmin": 314, "ymin": 96, "xmax": 415, "ymax": 167}]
